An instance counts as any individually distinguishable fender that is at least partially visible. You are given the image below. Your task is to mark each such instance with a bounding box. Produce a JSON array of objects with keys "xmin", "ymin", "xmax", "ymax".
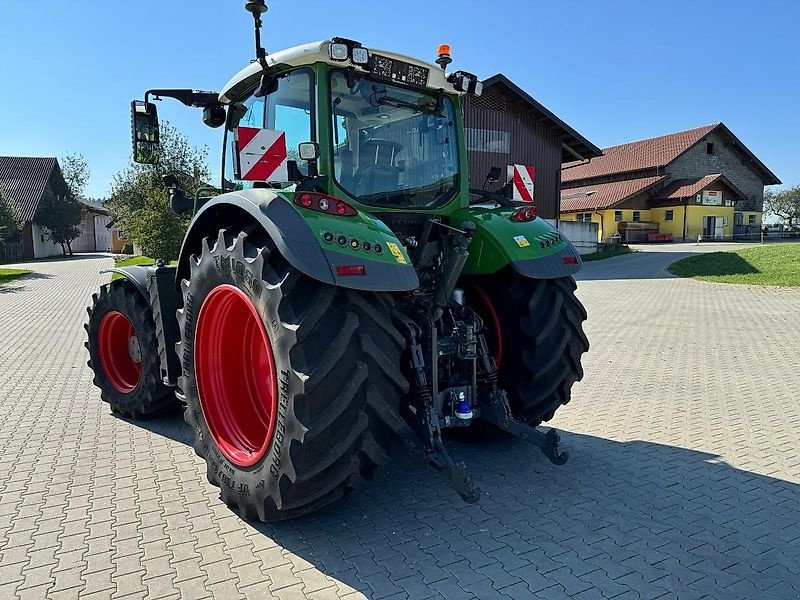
[
  {"xmin": 452, "ymin": 205, "xmax": 582, "ymax": 279},
  {"xmin": 177, "ymin": 188, "xmax": 419, "ymax": 292}
]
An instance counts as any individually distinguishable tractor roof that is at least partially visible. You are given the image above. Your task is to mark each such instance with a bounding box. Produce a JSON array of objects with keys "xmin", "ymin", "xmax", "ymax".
[{"xmin": 219, "ymin": 40, "xmax": 460, "ymax": 103}]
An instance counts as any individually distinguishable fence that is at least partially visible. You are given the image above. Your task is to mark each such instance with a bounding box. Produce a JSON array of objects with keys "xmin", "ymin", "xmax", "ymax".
[{"xmin": 0, "ymin": 238, "xmax": 23, "ymax": 264}]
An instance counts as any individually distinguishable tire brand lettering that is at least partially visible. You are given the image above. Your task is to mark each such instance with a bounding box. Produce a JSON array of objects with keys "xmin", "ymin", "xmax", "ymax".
[
  {"xmin": 182, "ymin": 293, "xmax": 195, "ymax": 376},
  {"xmin": 216, "ymin": 254, "xmax": 263, "ymax": 299},
  {"xmin": 214, "ymin": 254, "xmax": 231, "ymax": 275},
  {"xmin": 269, "ymin": 369, "xmax": 291, "ymax": 480}
]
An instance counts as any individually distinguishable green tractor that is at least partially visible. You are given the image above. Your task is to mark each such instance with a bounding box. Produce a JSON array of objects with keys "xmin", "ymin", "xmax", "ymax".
[{"xmin": 85, "ymin": 1, "xmax": 588, "ymax": 521}]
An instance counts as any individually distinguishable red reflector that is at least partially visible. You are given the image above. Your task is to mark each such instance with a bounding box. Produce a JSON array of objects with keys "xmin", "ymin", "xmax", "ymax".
[
  {"xmin": 510, "ymin": 205, "xmax": 538, "ymax": 222},
  {"xmin": 562, "ymin": 256, "xmax": 578, "ymax": 264},
  {"xmin": 335, "ymin": 265, "xmax": 366, "ymax": 276},
  {"xmin": 299, "ymin": 193, "xmax": 313, "ymax": 208},
  {"xmin": 335, "ymin": 201, "xmax": 348, "ymax": 215}
]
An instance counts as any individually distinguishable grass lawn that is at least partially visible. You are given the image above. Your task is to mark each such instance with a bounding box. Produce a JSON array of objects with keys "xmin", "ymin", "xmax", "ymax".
[
  {"xmin": 0, "ymin": 268, "xmax": 32, "ymax": 286},
  {"xmin": 581, "ymin": 245, "xmax": 633, "ymax": 262},
  {"xmin": 115, "ymin": 255, "xmax": 158, "ymax": 267},
  {"xmin": 112, "ymin": 256, "xmax": 177, "ymax": 280},
  {"xmin": 668, "ymin": 243, "xmax": 800, "ymax": 286}
]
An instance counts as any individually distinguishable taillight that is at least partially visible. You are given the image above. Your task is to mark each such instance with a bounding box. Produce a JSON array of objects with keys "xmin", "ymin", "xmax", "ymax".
[
  {"xmin": 562, "ymin": 256, "xmax": 578, "ymax": 265},
  {"xmin": 294, "ymin": 193, "xmax": 357, "ymax": 217},
  {"xmin": 510, "ymin": 205, "xmax": 538, "ymax": 222},
  {"xmin": 335, "ymin": 265, "xmax": 366, "ymax": 276}
]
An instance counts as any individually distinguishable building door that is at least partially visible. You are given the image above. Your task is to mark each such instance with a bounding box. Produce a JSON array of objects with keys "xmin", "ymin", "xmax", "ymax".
[{"xmin": 703, "ymin": 216, "xmax": 716, "ymax": 238}]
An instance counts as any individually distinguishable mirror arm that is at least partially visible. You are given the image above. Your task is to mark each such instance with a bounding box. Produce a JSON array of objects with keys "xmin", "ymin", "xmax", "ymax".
[{"xmin": 145, "ymin": 89, "xmax": 220, "ymax": 108}]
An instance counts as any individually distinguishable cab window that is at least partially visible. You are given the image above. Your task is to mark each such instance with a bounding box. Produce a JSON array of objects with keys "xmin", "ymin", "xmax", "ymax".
[{"xmin": 223, "ymin": 69, "xmax": 314, "ymax": 190}]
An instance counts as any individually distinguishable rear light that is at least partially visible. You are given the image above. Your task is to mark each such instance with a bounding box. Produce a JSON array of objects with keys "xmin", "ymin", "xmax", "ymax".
[
  {"xmin": 510, "ymin": 205, "xmax": 538, "ymax": 222},
  {"xmin": 335, "ymin": 265, "xmax": 366, "ymax": 276},
  {"xmin": 562, "ymin": 256, "xmax": 578, "ymax": 265},
  {"xmin": 294, "ymin": 193, "xmax": 357, "ymax": 217}
]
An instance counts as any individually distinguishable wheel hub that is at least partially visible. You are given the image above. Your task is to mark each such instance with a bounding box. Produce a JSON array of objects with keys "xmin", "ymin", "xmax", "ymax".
[
  {"xmin": 128, "ymin": 335, "xmax": 142, "ymax": 364},
  {"xmin": 194, "ymin": 284, "xmax": 278, "ymax": 467}
]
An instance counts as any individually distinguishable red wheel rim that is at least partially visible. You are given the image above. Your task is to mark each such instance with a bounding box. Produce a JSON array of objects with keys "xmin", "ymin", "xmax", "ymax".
[
  {"xmin": 98, "ymin": 311, "xmax": 142, "ymax": 393},
  {"xmin": 194, "ymin": 284, "xmax": 278, "ymax": 467},
  {"xmin": 474, "ymin": 287, "xmax": 503, "ymax": 369}
]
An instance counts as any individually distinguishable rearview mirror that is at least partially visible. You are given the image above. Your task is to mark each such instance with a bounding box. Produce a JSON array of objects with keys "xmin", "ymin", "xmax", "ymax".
[
  {"xmin": 131, "ymin": 100, "xmax": 160, "ymax": 164},
  {"xmin": 298, "ymin": 142, "xmax": 320, "ymax": 162}
]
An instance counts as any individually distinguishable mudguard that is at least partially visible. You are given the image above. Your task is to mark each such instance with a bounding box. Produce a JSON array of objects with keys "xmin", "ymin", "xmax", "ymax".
[
  {"xmin": 178, "ymin": 189, "xmax": 419, "ymax": 292},
  {"xmin": 452, "ymin": 205, "xmax": 582, "ymax": 278}
]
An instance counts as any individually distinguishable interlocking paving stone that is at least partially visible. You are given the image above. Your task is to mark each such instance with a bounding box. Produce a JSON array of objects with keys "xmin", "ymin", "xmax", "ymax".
[{"xmin": 0, "ymin": 244, "xmax": 799, "ymax": 598}]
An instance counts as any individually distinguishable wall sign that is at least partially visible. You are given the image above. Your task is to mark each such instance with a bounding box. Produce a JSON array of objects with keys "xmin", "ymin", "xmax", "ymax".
[{"xmin": 702, "ymin": 190, "xmax": 723, "ymax": 206}]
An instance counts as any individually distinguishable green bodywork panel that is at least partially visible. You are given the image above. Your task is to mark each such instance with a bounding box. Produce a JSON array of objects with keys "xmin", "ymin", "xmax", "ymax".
[
  {"xmin": 275, "ymin": 191, "xmax": 412, "ymax": 266},
  {"xmin": 451, "ymin": 206, "xmax": 568, "ymax": 274}
]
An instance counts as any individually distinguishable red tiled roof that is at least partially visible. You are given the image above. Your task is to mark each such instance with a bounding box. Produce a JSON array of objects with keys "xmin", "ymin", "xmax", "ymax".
[
  {"xmin": 562, "ymin": 124, "xmax": 719, "ymax": 183},
  {"xmin": 655, "ymin": 174, "xmax": 745, "ymax": 200},
  {"xmin": 0, "ymin": 156, "xmax": 64, "ymax": 223},
  {"xmin": 560, "ymin": 175, "xmax": 666, "ymax": 212}
]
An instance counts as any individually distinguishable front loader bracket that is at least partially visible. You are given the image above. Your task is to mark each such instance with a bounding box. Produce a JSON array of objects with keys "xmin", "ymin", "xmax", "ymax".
[{"xmin": 480, "ymin": 389, "xmax": 569, "ymax": 465}]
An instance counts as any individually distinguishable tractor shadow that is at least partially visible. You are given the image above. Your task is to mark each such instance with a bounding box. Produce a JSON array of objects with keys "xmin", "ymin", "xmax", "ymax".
[
  {"xmin": 254, "ymin": 432, "xmax": 800, "ymax": 598},
  {"xmin": 128, "ymin": 412, "xmax": 800, "ymax": 597}
]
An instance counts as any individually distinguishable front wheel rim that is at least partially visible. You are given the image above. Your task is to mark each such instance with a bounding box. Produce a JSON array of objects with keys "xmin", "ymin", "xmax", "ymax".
[
  {"xmin": 98, "ymin": 311, "xmax": 142, "ymax": 393},
  {"xmin": 194, "ymin": 284, "xmax": 278, "ymax": 468}
]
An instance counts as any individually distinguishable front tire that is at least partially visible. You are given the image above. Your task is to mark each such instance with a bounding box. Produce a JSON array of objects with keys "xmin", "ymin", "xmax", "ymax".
[
  {"xmin": 177, "ymin": 227, "xmax": 407, "ymax": 522},
  {"xmin": 472, "ymin": 271, "xmax": 589, "ymax": 426},
  {"xmin": 85, "ymin": 282, "xmax": 176, "ymax": 418}
]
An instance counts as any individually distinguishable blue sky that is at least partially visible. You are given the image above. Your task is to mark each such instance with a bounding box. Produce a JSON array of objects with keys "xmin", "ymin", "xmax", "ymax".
[{"xmin": 1, "ymin": 0, "xmax": 798, "ymax": 198}]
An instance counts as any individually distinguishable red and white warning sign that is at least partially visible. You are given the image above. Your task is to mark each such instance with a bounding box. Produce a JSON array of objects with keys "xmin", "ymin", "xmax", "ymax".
[
  {"xmin": 236, "ymin": 127, "xmax": 288, "ymax": 182},
  {"xmin": 508, "ymin": 164, "xmax": 536, "ymax": 202}
]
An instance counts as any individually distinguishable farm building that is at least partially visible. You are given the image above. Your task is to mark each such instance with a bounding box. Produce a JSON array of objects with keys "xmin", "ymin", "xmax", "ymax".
[
  {"xmin": 463, "ymin": 74, "xmax": 601, "ymax": 220},
  {"xmin": 0, "ymin": 156, "xmax": 121, "ymax": 261},
  {"xmin": 559, "ymin": 123, "xmax": 781, "ymax": 242}
]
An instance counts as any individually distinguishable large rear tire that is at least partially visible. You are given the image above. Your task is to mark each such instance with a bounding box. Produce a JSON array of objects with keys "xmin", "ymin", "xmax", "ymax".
[
  {"xmin": 472, "ymin": 271, "xmax": 589, "ymax": 426},
  {"xmin": 177, "ymin": 227, "xmax": 407, "ymax": 522},
  {"xmin": 85, "ymin": 282, "xmax": 177, "ymax": 419}
]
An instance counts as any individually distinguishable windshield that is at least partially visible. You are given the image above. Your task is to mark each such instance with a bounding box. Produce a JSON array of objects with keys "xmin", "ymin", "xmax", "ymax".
[{"xmin": 330, "ymin": 70, "xmax": 460, "ymax": 208}]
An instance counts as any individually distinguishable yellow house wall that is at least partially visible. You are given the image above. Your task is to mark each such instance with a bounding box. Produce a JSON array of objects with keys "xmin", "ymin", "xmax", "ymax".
[
  {"xmin": 648, "ymin": 205, "xmax": 735, "ymax": 239},
  {"xmin": 561, "ymin": 209, "xmax": 653, "ymax": 242},
  {"xmin": 650, "ymin": 207, "xmax": 686, "ymax": 238},
  {"xmin": 685, "ymin": 205, "xmax": 734, "ymax": 239}
]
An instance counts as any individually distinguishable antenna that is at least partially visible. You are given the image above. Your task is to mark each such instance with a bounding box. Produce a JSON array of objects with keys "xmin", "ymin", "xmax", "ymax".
[{"xmin": 245, "ymin": 1, "xmax": 269, "ymax": 70}]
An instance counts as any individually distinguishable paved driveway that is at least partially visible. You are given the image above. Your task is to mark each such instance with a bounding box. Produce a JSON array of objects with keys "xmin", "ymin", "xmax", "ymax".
[{"xmin": 1, "ymin": 249, "xmax": 799, "ymax": 599}]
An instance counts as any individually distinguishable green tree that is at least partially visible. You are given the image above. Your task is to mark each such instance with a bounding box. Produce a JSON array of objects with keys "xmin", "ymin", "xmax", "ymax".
[
  {"xmin": 36, "ymin": 193, "xmax": 84, "ymax": 255},
  {"xmin": 36, "ymin": 153, "xmax": 91, "ymax": 255},
  {"xmin": 0, "ymin": 184, "xmax": 20, "ymax": 244},
  {"xmin": 61, "ymin": 153, "xmax": 91, "ymax": 200},
  {"xmin": 107, "ymin": 122, "xmax": 210, "ymax": 261},
  {"xmin": 764, "ymin": 185, "xmax": 800, "ymax": 227}
]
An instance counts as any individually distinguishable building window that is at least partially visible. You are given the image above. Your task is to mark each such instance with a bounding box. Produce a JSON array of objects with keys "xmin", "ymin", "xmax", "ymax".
[
  {"xmin": 706, "ymin": 142, "xmax": 714, "ymax": 154},
  {"xmin": 665, "ymin": 210, "xmax": 674, "ymax": 221},
  {"xmin": 575, "ymin": 212, "xmax": 593, "ymax": 223},
  {"xmin": 632, "ymin": 211, "xmax": 641, "ymax": 222},
  {"xmin": 614, "ymin": 211, "xmax": 622, "ymax": 222},
  {"xmin": 41, "ymin": 234, "xmax": 45, "ymax": 243},
  {"xmin": 748, "ymin": 214, "xmax": 756, "ymax": 225},
  {"xmin": 465, "ymin": 128, "xmax": 511, "ymax": 153}
]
